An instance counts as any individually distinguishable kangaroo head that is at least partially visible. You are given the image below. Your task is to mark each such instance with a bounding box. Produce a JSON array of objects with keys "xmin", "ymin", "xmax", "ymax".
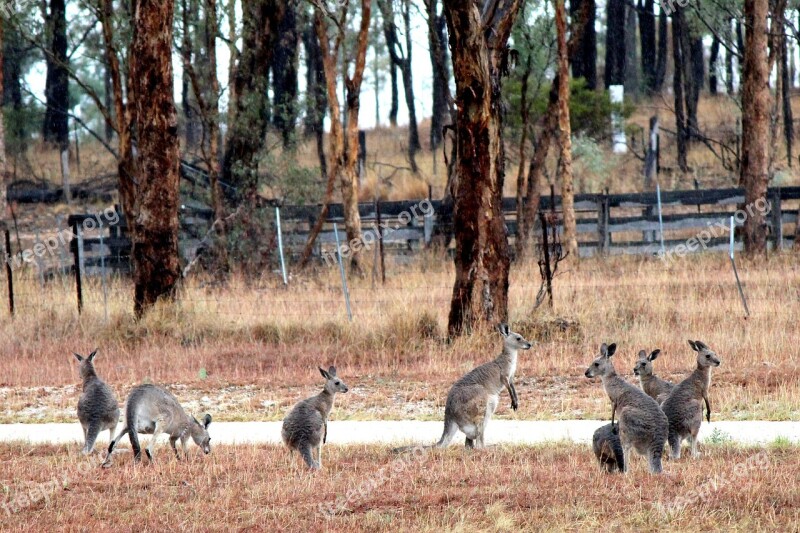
[
  {"xmin": 497, "ymin": 323, "xmax": 532, "ymax": 351},
  {"xmin": 73, "ymin": 349, "xmax": 99, "ymax": 380},
  {"xmin": 688, "ymin": 340, "xmax": 721, "ymax": 368},
  {"xmin": 320, "ymin": 366, "xmax": 349, "ymax": 394},
  {"xmin": 633, "ymin": 349, "xmax": 661, "ymax": 376},
  {"xmin": 585, "ymin": 343, "xmax": 617, "ymax": 378},
  {"xmin": 189, "ymin": 414, "xmax": 212, "ymax": 454}
]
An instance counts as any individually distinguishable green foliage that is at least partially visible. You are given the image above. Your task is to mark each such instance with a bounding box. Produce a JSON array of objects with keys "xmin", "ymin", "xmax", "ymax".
[{"xmin": 572, "ymin": 134, "xmax": 614, "ymax": 193}]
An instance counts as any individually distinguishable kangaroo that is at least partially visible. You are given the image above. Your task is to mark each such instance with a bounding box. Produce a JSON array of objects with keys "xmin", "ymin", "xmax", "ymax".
[
  {"xmin": 633, "ymin": 349, "xmax": 674, "ymax": 404},
  {"xmin": 74, "ymin": 350, "xmax": 120, "ymax": 455},
  {"xmin": 282, "ymin": 366, "xmax": 348, "ymax": 470},
  {"xmin": 103, "ymin": 384, "xmax": 211, "ymax": 466},
  {"xmin": 395, "ymin": 323, "xmax": 531, "ymax": 452},
  {"xmin": 661, "ymin": 340, "xmax": 721, "ymax": 459},
  {"xmin": 592, "ymin": 423, "xmax": 624, "ymax": 473},
  {"xmin": 584, "ymin": 343, "xmax": 668, "ymax": 474}
]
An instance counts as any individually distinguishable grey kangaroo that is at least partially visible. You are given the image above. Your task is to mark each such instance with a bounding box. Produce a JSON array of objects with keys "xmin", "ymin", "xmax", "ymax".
[
  {"xmin": 585, "ymin": 343, "xmax": 668, "ymax": 474},
  {"xmin": 661, "ymin": 340, "xmax": 721, "ymax": 459},
  {"xmin": 396, "ymin": 323, "xmax": 531, "ymax": 451},
  {"xmin": 74, "ymin": 350, "xmax": 120, "ymax": 454},
  {"xmin": 282, "ymin": 366, "xmax": 349, "ymax": 470},
  {"xmin": 633, "ymin": 349, "xmax": 674, "ymax": 404},
  {"xmin": 592, "ymin": 423, "xmax": 624, "ymax": 473},
  {"xmin": 103, "ymin": 384, "xmax": 211, "ymax": 466}
]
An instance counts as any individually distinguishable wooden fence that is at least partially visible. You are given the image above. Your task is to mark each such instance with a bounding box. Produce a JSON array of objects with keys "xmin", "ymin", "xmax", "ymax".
[{"xmin": 59, "ymin": 186, "xmax": 799, "ymax": 274}]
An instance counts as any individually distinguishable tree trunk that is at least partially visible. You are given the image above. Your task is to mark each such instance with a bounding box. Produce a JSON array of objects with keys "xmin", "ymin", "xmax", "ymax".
[
  {"xmin": 129, "ymin": 0, "xmax": 181, "ymax": 317},
  {"xmin": 443, "ymin": 0, "xmax": 522, "ymax": 335},
  {"xmin": 222, "ymin": 0, "xmax": 282, "ymax": 200},
  {"xmin": 686, "ymin": 35, "xmax": 704, "ymax": 137},
  {"xmin": 556, "ymin": 0, "xmax": 577, "ymax": 260},
  {"xmin": 514, "ymin": 57, "xmax": 531, "ymax": 258},
  {"xmin": 100, "ymin": 0, "xmax": 137, "ymax": 227},
  {"xmin": 378, "ymin": 0, "xmax": 420, "ymax": 160},
  {"xmin": 0, "ymin": 18, "xmax": 6, "ymax": 220},
  {"xmin": 426, "ymin": 0, "xmax": 453, "ymax": 150},
  {"xmin": 272, "ymin": 0, "xmax": 300, "ymax": 149},
  {"xmin": 388, "ymin": 63, "xmax": 398, "ymax": 126},
  {"xmin": 570, "ymin": 0, "xmax": 596, "ymax": 90},
  {"xmin": 302, "ymin": 17, "xmax": 327, "ymax": 139},
  {"xmin": 709, "ymin": 35, "xmax": 719, "ymax": 95},
  {"xmin": 518, "ymin": 0, "xmax": 591, "ymax": 254},
  {"xmin": 782, "ymin": 32, "xmax": 793, "ymax": 168},
  {"xmin": 307, "ymin": 1, "xmax": 370, "ymax": 274},
  {"xmin": 226, "ymin": 0, "xmax": 238, "ymax": 128},
  {"xmin": 639, "ymin": 0, "xmax": 656, "ymax": 94},
  {"xmin": 740, "ymin": 0, "xmax": 770, "ymax": 254},
  {"xmin": 672, "ymin": 9, "xmax": 688, "ymax": 172},
  {"xmin": 623, "ymin": 2, "xmax": 639, "ymax": 98},
  {"xmin": 604, "ymin": 0, "xmax": 625, "ymax": 87},
  {"xmin": 43, "ymin": 0, "xmax": 70, "ymax": 149},
  {"xmin": 181, "ymin": 0, "xmax": 199, "ymax": 149},
  {"xmin": 654, "ymin": 7, "xmax": 667, "ymax": 92},
  {"xmin": 725, "ymin": 19, "xmax": 735, "ymax": 94}
]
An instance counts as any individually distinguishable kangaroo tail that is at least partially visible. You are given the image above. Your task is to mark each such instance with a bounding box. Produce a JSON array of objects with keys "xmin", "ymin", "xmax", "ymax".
[
  {"xmin": 299, "ymin": 443, "xmax": 318, "ymax": 469},
  {"xmin": 392, "ymin": 418, "xmax": 458, "ymax": 453},
  {"xmin": 83, "ymin": 420, "xmax": 102, "ymax": 453}
]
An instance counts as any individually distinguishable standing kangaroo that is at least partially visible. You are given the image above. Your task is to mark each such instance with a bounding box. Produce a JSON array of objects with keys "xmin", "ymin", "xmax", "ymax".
[
  {"xmin": 397, "ymin": 323, "xmax": 531, "ymax": 451},
  {"xmin": 282, "ymin": 366, "xmax": 349, "ymax": 470},
  {"xmin": 633, "ymin": 349, "xmax": 674, "ymax": 404},
  {"xmin": 74, "ymin": 350, "xmax": 120, "ymax": 455},
  {"xmin": 661, "ymin": 340, "xmax": 721, "ymax": 459},
  {"xmin": 103, "ymin": 384, "xmax": 211, "ymax": 466},
  {"xmin": 585, "ymin": 343, "xmax": 668, "ymax": 474}
]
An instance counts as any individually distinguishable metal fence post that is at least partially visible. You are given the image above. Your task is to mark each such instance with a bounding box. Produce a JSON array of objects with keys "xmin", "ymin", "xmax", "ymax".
[
  {"xmin": 4, "ymin": 230, "xmax": 14, "ymax": 316},
  {"xmin": 275, "ymin": 206, "xmax": 288, "ymax": 285},
  {"xmin": 333, "ymin": 223, "xmax": 353, "ymax": 321},
  {"xmin": 72, "ymin": 222, "xmax": 83, "ymax": 314},
  {"xmin": 729, "ymin": 216, "xmax": 750, "ymax": 317}
]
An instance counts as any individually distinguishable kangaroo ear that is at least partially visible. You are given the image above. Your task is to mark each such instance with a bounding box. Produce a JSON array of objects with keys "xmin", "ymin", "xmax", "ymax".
[
  {"xmin": 328, "ymin": 366, "xmax": 337, "ymax": 377},
  {"xmin": 600, "ymin": 343, "xmax": 608, "ymax": 356},
  {"xmin": 203, "ymin": 414, "xmax": 212, "ymax": 428},
  {"xmin": 73, "ymin": 353, "xmax": 83, "ymax": 362},
  {"xmin": 637, "ymin": 350, "xmax": 647, "ymax": 359},
  {"xmin": 88, "ymin": 349, "xmax": 98, "ymax": 362},
  {"xmin": 606, "ymin": 343, "xmax": 617, "ymax": 357},
  {"xmin": 648, "ymin": 349, "xmax": 661, "ymax": 361},
  {"xmin": 319, "ymin": 366, "xmax": 330, "ymax": 379},
  {"xmin": 694, "ymin": 340, "xmax": 709, "ymax": 351},
  {"xmin": 497, "ymin": 323, "xmax": 510, "ymax": 337},
  {"xmin": 688, "ymin": 340, "xmax": 698, "ymax": 352}
]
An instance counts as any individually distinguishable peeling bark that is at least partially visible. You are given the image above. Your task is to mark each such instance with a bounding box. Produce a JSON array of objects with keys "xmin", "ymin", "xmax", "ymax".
[
  {"xmin": 443, "ymin": 0, "xmax": 522, "ymax": 335},
  {"xmin": 741, "ymin": 0, "xmax": 771, "ymax": 254},
  {"xmin": 556, "ymin": 0, "xmax": 577, "ymax": 261},
  {"xmin": 129, "ymin": 0, "xmax": 182, "ymax": 316}
]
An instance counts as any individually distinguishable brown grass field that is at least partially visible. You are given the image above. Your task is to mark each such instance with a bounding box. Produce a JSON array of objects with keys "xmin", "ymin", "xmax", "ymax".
[
  {"xmin": 0, "ymin": 442, "xmax": 798, "ymax": 532},
  {"xmin": 0, "ymin": 252, "xmax": 798, "ymax": 423}
]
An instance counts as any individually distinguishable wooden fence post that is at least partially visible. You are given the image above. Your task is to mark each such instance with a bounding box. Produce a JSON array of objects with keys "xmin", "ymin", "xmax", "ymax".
[
  {"xmin": 72, "ymin": 222, "xmax": 83, "ymax": 314},
  {"xmin": 539, "ymin": 211, "xmax": 553, "ymax": 308},
  {"xmin": 4, "ymin": 229, "xmax": 14, "ymax": 316},
  {"xmin": 771, "ymin": 188, "xmax": 783, "ymax": 250},
  {"xmin": 596, "ymin": 194, "xmax": 610, "ymax": 256}
]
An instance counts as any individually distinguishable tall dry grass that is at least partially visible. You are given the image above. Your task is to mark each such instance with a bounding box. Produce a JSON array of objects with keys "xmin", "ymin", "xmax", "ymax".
[{"xmin": 1, "ymin": 252, "xmax": 799, "ymax": 422}]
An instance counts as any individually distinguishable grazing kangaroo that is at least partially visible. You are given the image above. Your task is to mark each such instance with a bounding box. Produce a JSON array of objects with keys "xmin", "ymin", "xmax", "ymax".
[
  {"xmin": 592, "ymin": 423, "xmax": 624, "ymax": 473},
  {"xmin": 282, "ymin": 366, "xmax": 349, "ymax": 470},
  {"xmin": 633, "ymin": 349, "xmax": 674, "ymax": 404},
  {"xmin": 74, "ymin": 350, "xmax": 120, "ymax": 455},
  {"xmin": 395, "ymin": 323, "xmax": 531, "ymax": 452},
  {"xmin": 585, "ymin": 343, "xmax": 668, "ymax": 474},
  {"xmin": 661, "ymin": 340, "xmax": 721, "ymax": 459},
  {"xmin": 103, "ymin": 384, "xmax": 211, "ymax": 466}
]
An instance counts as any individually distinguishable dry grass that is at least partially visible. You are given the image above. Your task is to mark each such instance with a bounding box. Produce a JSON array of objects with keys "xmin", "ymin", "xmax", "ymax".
[
  {"xmin": 1, "ymin": 252, "xmax": 799, "ymax": 422},
  {"xmin": 0, "ymin": 442, "xmax": 797, "ymax": 531}
]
